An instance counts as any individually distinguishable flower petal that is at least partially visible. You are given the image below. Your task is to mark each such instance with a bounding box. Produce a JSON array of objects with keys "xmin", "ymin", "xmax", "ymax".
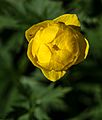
[
  {"xmin": 31, "ymin": 23, "xmax": 59, "ymax": 57},
  {"xmin": 54, "ymin": 14, "xmax": 80, "ymax": 27},
  {"xmin": 27, "ymin": 38, "xmax": 40, "ymax": 68},
  {"xmin": 51, "ymin": 27, "xmax": 79, "ymax": 70},
  {"xmin": 75, "ymin": 38, "xmax": 89, "ymax": 64},
  {"xmin": 39, "ymin": 23, "xmax": 59, "ymax": 43},
  {"xmin": 27, "ymin": 39, "xmax": 35, "ymax": 64},
  {"xmin": 84, "ymin": 38, "xmax": 89, "ymax": 59},
  {"xmin": 25, "ymin": 20, "xmax": 52, "ymax": 42},
  {"xmin": 41, "ymin": 69, "xmax": 66, "ymax": 82},
  {"xmin": 37, "ymin": 44, "xmax": 51, "ymax": 69}
]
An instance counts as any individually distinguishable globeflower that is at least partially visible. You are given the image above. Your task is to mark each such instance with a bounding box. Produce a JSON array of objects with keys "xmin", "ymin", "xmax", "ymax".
[{"xmin": 25, "ymin": 14, "xmax": 89, "ymax": 82}]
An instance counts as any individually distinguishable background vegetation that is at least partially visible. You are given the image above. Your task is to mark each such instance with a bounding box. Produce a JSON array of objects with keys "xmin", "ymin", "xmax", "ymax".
[{"xmin": 0, "ymin": 0, "xmax": 102, "ymax": 120}]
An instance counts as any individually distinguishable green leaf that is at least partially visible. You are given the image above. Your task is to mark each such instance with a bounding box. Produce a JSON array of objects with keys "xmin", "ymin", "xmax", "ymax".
[
  {"xmin": 34, "ymin": 107, "xmax": 51, "ymax": 120},
  {"xmin": 86, "ymin": 19, "xmax": 102, "ymax": 58},
  {"xmin": 0, "ymin": 15, "xmax": 18, "ymax": 29},
  {"xmin": 6, "ymin": 0, "xmax": 26, "ymax": 15},
  {"xmin": 6, "ymin": 106, "xmax": 28, "ymax": 120},
  {"xmin": 25, "ymin": 0, "xmax": 64, "ymax": 19},
  {"xmin": 20, "ymin": 76, "xmax": 71, "ymax": 119},
  {"xmin": 19, "ymin": 114, "xmax": 29, "ymax": 120},
  {"xmin": 5, "ymin": 31, "xmax": 24, "ymax": 53}
]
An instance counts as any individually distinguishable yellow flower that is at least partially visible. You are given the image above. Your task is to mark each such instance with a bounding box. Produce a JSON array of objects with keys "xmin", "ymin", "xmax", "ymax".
[{"xmin": 25, "ymin": 14, "xmax": 89, "ymax": 82}]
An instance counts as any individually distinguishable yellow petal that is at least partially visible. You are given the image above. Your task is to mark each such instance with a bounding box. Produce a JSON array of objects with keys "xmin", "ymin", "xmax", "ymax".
[
  {"xmin": 75, "ymin": 37, "xmax": 89, "ymax": 64},
  {"xmin": 52, "ymin": 50, "xmax": 75, "ymax": 70},
  {"xmin": 27, "ymin": 39, "xmax": 35, "ymax": 64},
  {"xmin": 84, "ymin": 38, "xmax": 89, "ymax": 59},
  {"xmin": 31, "ymin": 28, "xmax": 43, "ymax": 56},
  {"xmin": 40, "ymin": 24, "xmax": 59, "ymax": 43},
  {"xmin": 39, "ymin": 24, "xmax": 59, "ymax": 43},
  {"xmin": 65, "ymin": 26, "xmax": 89, "ymax": 64},
  {"xmin": 55, "ymin": 27, "xmax": 79, "ymax": 54},
  {"xmin": 25, "ymin": 20, "xmax": 52, "ymax": 42},
  {"xmin": 31, "ymin": 24, "xmax": 59, "ymax": 56},
  {"xmin": 51, "ymin": 27, "xmax": 79, "ymax": 70},
  {"xmin": 54, "ymin": 14, "xmax": 80, "ymax": 27},
  {"xmin": 37, "ymin": 44, "xmax": 51, "ymax": 68},
  {"xmin": 27, "ymin": 38, "xmax": 40, "ymax": 68},
  {"xmin": 41, "ymin": 69, "xmax": 66, "ymax": 82}
]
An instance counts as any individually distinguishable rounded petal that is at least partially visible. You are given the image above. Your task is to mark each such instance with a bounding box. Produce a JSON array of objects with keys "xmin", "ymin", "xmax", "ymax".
[
  {"xmin": 27, "ymin": 38, "xmax": 40, "ymax": 68},
  {"xmin": 66, "ymin": 26, "xmax": 89, "ymax": 64},
  {"xmin": 27, "ymin": 39, "xmax": 35, "ymax": 65},
  {"xmin": 55, "ymin": 27, "xmax": 79, "ymax": 54},
  {"xmin": 51, "ymin": 49, "xmax": 75, "ymax": 71},
  {"xmin": 31, "ymin": 24, "xmax": 59, "ymax": 56},
  {"xmin": 37, "ymin": 44, "xmax": 51, "ymax": 68},
  {"xmin": 54, "ymin": 14, "xmax": 80, "ymax": 27},
  {"xmin": 41, "ymin": 69, "xmax": 66, "ymax": 82},
  {"xmin": 75, "ymin": 37, "xmax": 89, "ymax": 64},
  {"xmin": 51, "ymin": 27, "xmax": 79, "ymax": 70},
  {"xmin": 39, "ymin": 24, "xmax": 59, "ymax": 43},
  {"xmin": 31, "ymin": 28, "xmax": 43, "ymax": 56},
  {"xmin": 25, "ymin": 20, "xmax": 52, "ymax": 42}
]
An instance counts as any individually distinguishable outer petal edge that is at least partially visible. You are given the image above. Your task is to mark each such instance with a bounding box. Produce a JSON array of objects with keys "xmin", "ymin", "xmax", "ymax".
[
  {"xmin": 27, "ymin": 39, "xmax": 40, "ymax": 68},
  {"xmin": 84, "ymin": 38, "xmax": 89, "ymax": 59},
  {"xmin": 41, "ymin": 69, "xmax": 66, "ymax": 82},
  {"xmin": 75, "ymin": 37, "xmax": 89, "ymax": 64},
  {"xmin": 25, "ymin": 20, "xmax": 52, "ymax": 42},
  {"xmin": 54, "ymin": 14, "xmax": 80, "ymax": 27}
]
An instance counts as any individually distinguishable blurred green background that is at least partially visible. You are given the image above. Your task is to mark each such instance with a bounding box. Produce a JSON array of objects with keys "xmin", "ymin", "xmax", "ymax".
[{"xmin": 0, "ymin": 0, "xmax": 102, "ymax": 120}]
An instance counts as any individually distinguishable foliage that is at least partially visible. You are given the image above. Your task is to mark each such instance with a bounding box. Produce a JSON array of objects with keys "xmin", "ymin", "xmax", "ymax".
[{"xmin": 0, "ymin": 0, "xmax": 102, "ymax": 120}]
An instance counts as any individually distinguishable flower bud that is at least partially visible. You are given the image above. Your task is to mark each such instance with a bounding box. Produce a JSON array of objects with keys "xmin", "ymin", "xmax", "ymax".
[{"xmin": 25, "ymin": 14, "xmax": 89, "ymax": 82}]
